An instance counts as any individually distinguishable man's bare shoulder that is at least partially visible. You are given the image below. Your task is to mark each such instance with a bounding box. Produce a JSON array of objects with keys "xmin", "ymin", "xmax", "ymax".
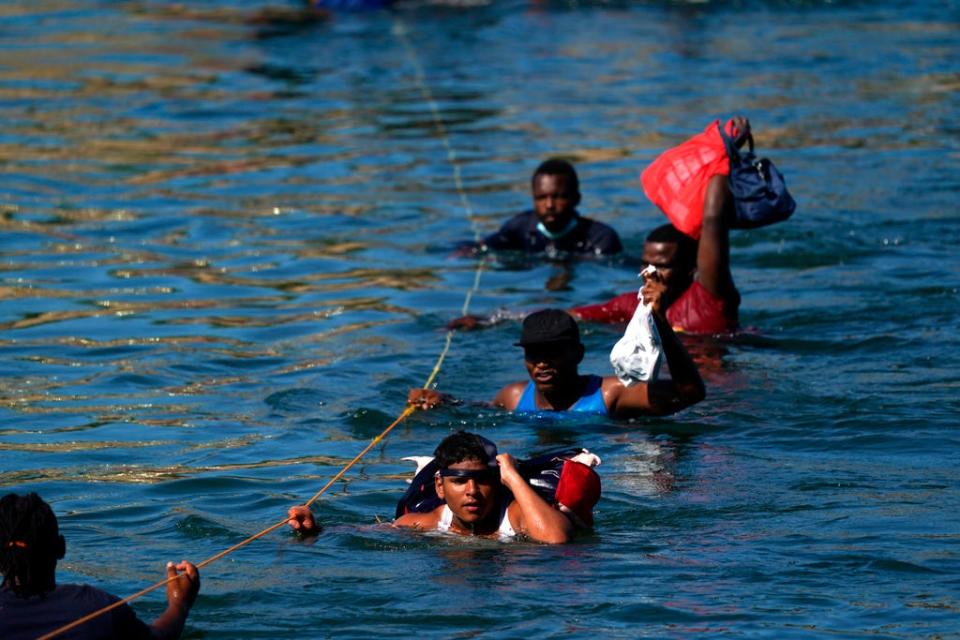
[
  {"xmin": 493, "ymin": 381, "xmax": 528, "ymax": 410},
  {"xmin": 394, "ymin": 505, "xmax": 443, "ymax": 531},
  {"xmin": 600, "ymin": 375, "xmax": 653, "ymax": 418}
]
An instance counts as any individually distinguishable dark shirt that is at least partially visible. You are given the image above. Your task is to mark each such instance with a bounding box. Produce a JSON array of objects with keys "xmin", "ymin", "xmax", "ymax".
[
  {"xmin": 481, "ymin": 211, "xmax": 622, "ymax": 256},
  {"xmin": 0, "ymin": 584, "xmax": 151, "ymax": 640}
]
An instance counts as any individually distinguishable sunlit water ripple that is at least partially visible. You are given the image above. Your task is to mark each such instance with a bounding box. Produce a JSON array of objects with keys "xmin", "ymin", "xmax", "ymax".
[{"xmin": 1, "ymin": 1, "xmax": 958, "ymax": 638}]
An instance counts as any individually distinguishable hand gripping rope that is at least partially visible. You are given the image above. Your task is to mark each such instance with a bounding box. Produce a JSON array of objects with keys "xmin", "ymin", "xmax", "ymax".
[{"xmin": 39, "ymin": 17, "xmax": 484, "ymax": 640}]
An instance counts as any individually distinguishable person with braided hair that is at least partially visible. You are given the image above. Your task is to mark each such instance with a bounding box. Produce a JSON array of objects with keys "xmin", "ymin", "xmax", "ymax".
[{"xmin": 0, "ymin": 492, "xmax": 200, "ymax": 640}]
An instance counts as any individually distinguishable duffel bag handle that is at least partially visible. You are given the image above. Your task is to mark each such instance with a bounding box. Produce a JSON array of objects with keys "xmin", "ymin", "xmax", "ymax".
[{"xmin": 718, "ymin": 119, "xmax": 754, "ymax": 162}]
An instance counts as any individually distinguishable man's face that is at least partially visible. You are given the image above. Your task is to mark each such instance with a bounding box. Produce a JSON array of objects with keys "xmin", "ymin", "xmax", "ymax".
[
  {"xmin": 435, "ymin": 459, "xmax": 498, "ymax": 530},
  {"xmin": 642, "ymin": 241, "xmax": 692, "ymax": 298},
  {"xmin": 532, "ymin": 173, "xmax": 579, "ymax": 233},
  {"xmin": 523, "ymin": 342, "xmax": 582, "ymax": 394}
]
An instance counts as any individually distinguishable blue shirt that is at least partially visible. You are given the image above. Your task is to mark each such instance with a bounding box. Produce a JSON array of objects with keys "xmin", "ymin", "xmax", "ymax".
[{"xmin": 515, "ymin": 375, "xmax": 608, "ymax": 415}]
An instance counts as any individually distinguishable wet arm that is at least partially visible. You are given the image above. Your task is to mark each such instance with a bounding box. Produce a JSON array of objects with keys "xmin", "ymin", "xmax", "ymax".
[
  {"xmin": 393, "ymin": 510, "xmax": 441, "ymax": 531},
  {"xmin": 606, "ymin": 311, "xmax": 705, "ymax": 418},
  {"xmin": 492, "ymin": 382, "xmax": 525, "ymax": 411},
  {"xmin": 447, "ymin": 307, "xmax": 528, "ymax": 331},
  {"xmin": 149, "ymin": 562, "xmax": 199, "ymax": 640},
  {"xmin": 645, "ymin": 310, "xmax": 705, "ymax": 414},
  {"xmin": 499, "ymin": 454, "xmax": 572, "ymax": 544},
  {"xmin": 408, "ymin": 388, "xmax": 465, "ymax": 410},
  {"xmin": 568, "ymin": 292, "xmax": 638, "ymax": 324},
  {"xmin": 696, "ymin": 174, "xmax": 736, "ymax": 300},
  {"xmin": 697, "ymin": 114, "xmax": 750, "ymax": 299}
]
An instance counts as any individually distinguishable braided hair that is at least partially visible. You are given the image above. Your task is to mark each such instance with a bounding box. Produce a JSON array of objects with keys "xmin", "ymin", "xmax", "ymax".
[{"xmin": 1, "ymin": 493, "xmax": 64, "ymax": 598}]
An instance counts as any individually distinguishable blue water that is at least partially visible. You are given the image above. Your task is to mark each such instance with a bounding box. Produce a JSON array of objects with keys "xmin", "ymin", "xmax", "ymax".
[{"xmin": 2, "ymin": 0, "xmax": 959, "ymax": 637}]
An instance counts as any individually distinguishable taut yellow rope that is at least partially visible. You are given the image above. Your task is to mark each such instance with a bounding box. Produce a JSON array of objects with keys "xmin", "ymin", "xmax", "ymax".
[
  {"xmin": 40, "ymin": 17, "xmax": 483, "ymax": 640},
  {"xmin": 37, "ymin": 407, "xmax": 416, "ymax": 640}
]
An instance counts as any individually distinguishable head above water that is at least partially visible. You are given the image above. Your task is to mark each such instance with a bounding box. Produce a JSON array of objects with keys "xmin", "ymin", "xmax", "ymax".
[
  {"xmin": 530, "ymin": 158, "xmax": 581, "ymax": 235},
  {"xmin": 433, "ymin": 432, "xmax": 501, "ymax": 531},
  {"xmin": 645, "ymin": 223, "xmax": 697, "ymax": 263},
  {"xmin": 515, "ymin": 308, "xmax": 581, "ymax": 348},
  {"xmin": 515, "ymin": 309, "xmax": 586, "ymax": 394},
  {"xmin": 433, "ymin": 431, "xmax": 498, "ymax": 470},
  {"xmin": 1, "ymin": 493, "xmax": 66, "ymax": 598},
  {"xmin": 531, "ymin": 158, "xmax": 580, "ymax": 195},
  {"xmin": 643, "ymin": 223, "xmax": 698, "ymax": 302}
]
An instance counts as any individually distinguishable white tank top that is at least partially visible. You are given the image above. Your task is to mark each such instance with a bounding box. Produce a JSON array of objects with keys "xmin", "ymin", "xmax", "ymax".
[{"xmin": 436, "ymin": 501, "xmax": 516, "ymax": 538}]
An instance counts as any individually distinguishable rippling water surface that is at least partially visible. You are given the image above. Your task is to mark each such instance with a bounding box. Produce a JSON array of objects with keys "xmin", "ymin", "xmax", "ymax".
[{"xmin": 2, "ymin": 1, "xmax": 959, "ymax": 638}]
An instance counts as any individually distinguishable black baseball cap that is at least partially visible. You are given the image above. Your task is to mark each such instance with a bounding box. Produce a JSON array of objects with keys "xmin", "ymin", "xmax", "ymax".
[{"xmin": 514, "ymin": 309, "xmax": 581, "ymax": 347}]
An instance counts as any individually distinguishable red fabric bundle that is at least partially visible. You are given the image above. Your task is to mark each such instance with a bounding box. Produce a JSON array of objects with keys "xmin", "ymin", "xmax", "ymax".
[
  {"xmin": 555, "ymin": 459, "xmax": 601, "ymax": 527},
  {"xmin": 640, "ymin": 120, "xmax": 737, "ymax": 240}
]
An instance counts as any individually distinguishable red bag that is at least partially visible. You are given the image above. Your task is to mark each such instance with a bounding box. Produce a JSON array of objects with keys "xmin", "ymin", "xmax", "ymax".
[
  {"xmin": 640, "ymin": 120, "xmax": 738, "ymax": 240},
  {"xmin": 554, "ymin": 459, "xmax": 601, "ymax": 528}
]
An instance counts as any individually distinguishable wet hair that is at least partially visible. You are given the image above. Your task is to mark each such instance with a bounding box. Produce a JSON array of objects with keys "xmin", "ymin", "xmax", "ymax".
[
  {"xmin": 531, "ymin": 158, "xmax": 580, "ymax": 195},
  {"xmin": 1, "ymin": 493, "xmax": 65, "ymax": 598},
  {"xmin": 433, "ymin": 431, "xmax": 494, "ymax": 469},
  {"xmin": 645, "ymin": 223, "xmax": 698, "ymax": 266}
]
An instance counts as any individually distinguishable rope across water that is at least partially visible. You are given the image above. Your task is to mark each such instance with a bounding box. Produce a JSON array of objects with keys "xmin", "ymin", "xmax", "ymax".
[
  {"xmin": 393, "ymin": 17, "xmax": 487, "ymax": 387},
  {"xmin": 38, "ymin": 17, "xmax": 486, "ymax": 640},
  {"xmin": 38, "ymin": 408, "xmax": 417, "ymax": 640}
]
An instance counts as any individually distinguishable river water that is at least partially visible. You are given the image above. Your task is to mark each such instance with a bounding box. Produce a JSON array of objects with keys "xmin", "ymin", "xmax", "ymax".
[{"xmin": 2, "ymin": 1, "xmax": 958, "ymax": 638}]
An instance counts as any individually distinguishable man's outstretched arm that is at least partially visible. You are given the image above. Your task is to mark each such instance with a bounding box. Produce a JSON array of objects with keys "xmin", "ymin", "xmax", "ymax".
[{"xmin": 149, "ymin": 561, "xmax": 200, "ymax": 640}]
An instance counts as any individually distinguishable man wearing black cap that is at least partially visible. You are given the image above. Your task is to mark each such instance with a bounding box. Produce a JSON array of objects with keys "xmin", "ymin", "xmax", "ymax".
[
  {"xmin": 410, "ymin": 287, "xmax": 704, "ymax": 418},
  {"xmin": 491, "ymin": 306, "xmax": 703, "ymax": 418}
]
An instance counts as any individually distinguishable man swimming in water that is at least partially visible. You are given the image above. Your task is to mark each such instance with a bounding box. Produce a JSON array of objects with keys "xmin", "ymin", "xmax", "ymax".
[
  {"xmin": 287, "ymin": 431, "xmax": 580, "ymax": 544},
  {"xmin": 0, "ymin": 493, "xmax": 200, "ymax": 640},
  {"xmin": 480, "ymin": 158, "xmax": 623, "ymax": 257},
  {"xmin": 453, "ymin": 116, "xmax": 751, "ymax": 335},
  {"xmin": 410, "ymin": 279, "xmax": 705, "ymax": 418}
]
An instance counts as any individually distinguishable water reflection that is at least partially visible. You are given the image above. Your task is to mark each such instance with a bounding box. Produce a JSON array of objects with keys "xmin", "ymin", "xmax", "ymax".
[{"xmin": 1, "ymin": 1, "xmax": 958, "ymax": 637}]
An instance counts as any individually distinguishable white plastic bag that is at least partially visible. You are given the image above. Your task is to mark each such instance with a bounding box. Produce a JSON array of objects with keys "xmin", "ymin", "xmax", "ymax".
[{"xmin": 609, "ymin": 266, "xmax": 664, "ymax": 386}]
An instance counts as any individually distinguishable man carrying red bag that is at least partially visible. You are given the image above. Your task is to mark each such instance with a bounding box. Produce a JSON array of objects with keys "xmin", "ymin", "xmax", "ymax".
[
  {"xmin": 570, "ymin": 116, "xmax": 753, "ymax": 334},
  {"xmin": 451, "ymin": 116, "xmax": 793, "ymax": 337}
]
